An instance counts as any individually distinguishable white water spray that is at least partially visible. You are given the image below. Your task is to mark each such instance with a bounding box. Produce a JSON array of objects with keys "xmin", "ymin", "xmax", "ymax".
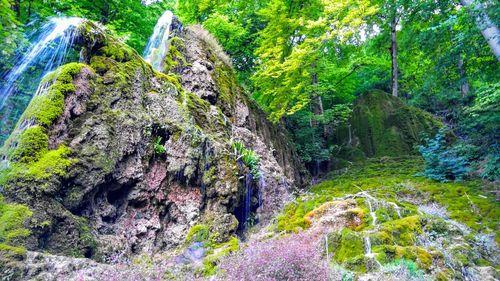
[
  {"xmin": 365, "ymin": 198, "xmax": 377, "ymax": 226},
  {"xmin": 0, "ymin": 17, "xmax": 84, "ymax": 109},
  {"xmin": 388, "ymin": 202, "xmax": 402, "ymax": 218},
  {"xmin": 143, "ymin": 10, "xmax": 174, "ymax": 71},
  {"xmin": 364, "ymin": 236, "xmax": 372, "ymax": 255}
]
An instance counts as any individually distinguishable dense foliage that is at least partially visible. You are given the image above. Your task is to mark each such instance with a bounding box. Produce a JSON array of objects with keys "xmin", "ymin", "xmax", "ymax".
[
  {"xmin": 0, "ymin": 0, "xmax": 498, "ymax": 179},
  {"xmin": 174, "ymin": 0, "xmax": 499, "ymax": 180}
]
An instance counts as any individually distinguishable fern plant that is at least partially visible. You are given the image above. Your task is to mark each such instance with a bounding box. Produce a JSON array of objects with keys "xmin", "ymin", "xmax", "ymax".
[
  {"xmin": 153, "ymin": 136, "xmax": 167, "ymax": 155},
  {"xmin": 231, "ymin": 141, "xmax": 260, "ymax": 177}
]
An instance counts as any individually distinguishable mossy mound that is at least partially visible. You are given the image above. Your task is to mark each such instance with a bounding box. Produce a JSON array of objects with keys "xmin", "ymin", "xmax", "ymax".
[
  {"xmin": 336, "ymin": 90, "xmax": 442, "ymax": 159},
  {"xmin": 276, "ymin": 157, "xmax": 499, "ymax": 279}
]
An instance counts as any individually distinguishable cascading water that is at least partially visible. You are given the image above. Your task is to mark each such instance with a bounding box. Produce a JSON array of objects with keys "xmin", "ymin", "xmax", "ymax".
[
  {"xmin": 243, "ymin": 173, "xmax": 253, "ymax": 228},
  {"xmin": 143, "ymin": 10, "xmax": 174, "ymax": 71},
  {"xmin": 364, "ymin": 236, "xmax": 372, "ymax": 255},
  {"xmin": 0, "ymin": 17, "xmax": 83, "ymax": 144},
  {"xmin": 234, "ymin": 172, "xmax": 256, "ymax": 231}
]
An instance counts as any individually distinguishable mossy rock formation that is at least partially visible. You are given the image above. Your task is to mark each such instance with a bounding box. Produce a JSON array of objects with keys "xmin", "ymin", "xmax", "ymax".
[
  {"xmin": 0, "ymin": 19, "xmax": 305, "ymax": 265},
  {"xmin": 335, "ymin": 90, "xmax": 442, "ymax": 159}
]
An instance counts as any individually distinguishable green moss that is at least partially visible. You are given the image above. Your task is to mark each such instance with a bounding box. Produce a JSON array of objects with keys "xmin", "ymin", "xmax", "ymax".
[
  {"xmin": 99, "ymin": 42, "xmax": 135, "ymax": 62},
  {"xmin": 185, "ymin": 224, "xmax": 210, "ymax": 244},
  {"xmin": 374, "ymin": 245, "xmax": 433, "ymax": 270},
  {"xmin": 375, "ymin": 216, "xmax": 422, "ymax": 246},
  {"xmin": 9, "ymin": 126, "xmax": 48, "ymax": 163},
  {"xmin": 0, "ymin": 243, "xmax": 26, "ymax": 256},
  {"xmin": 25, "ymin": 63, "xmax": 86, "ymax": 128},
  {"xmin": 328, "ymin": 229, "xmax": 366, "ymax": 271},
  {"xmin": 186, "ymin": 92, "xmax": 211, "ymax": 125},
  {"xmin": 24, "ymin": 145, "xmax": 74, "ymax": 181},
  {"xmin": 90, "ymin": 56, "xmax": 116, "ymax": 74},
  {"xmin": 278, "ymin": 157, "xmax": 498, "ymax": 238},
  {"xmin": 0, "ymin": 195, "xmax": 31, "ymax": 259},
  {"xmin": 0, "ymin": 195, "xmax": 32, "ymax": 243},
  {"xmin": 1, "ymin": 145, "xmax": 74, "ymax": 190},
  {"xmin": 202, "ymin": 236, "xmax": 239, "ymax": 276},
  {"xmin": 71, "ymin": 215, "xmax": 97, "ymax": 258},
  {"xmin": 164, "ymin": 37, "xmax": 187, "ymax": 71},
  {"xmin": 274, "ymin": 156, "xmax": 498, "ymax": 276},
  {"xmin": 212, "ymin": 60, "xmax": 237, "ymax": 114},
  {"xmin": 347, "ymin": 90, "xmax": 441, "ymax": 158}
]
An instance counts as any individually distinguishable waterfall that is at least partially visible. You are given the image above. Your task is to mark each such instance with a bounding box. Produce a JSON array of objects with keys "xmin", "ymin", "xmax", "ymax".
[
  {"xmin": 243, "ymin": 173, "xmax": 254, "ymax": 228},
  {"xmin": 143, "ymin": 10, "xmax": 174, "ymax": 71},
  {"xmin": 0, "ymin": 17, "xmax": 83, "ymax": 109},
  {"xmin": 388, "ymin": 202, "xmax": 402, "ymax": 218},
  {"xmin": 364, "ymin": 236, "xmax": 372, "ymax": 255},
  {"xmin": 0, "ymin": 17, "xmax": 83, "ymax": 145},
  {"xmin": 366, "ymin": 198, "xmax": 377, "ymax": 226}
]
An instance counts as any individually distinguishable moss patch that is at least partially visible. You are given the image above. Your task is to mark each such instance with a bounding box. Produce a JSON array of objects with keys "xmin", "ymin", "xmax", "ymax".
[
  {"xmin": 276, "ymin": 156, "xmax": 499, "ymax": 275},
  {"xmin": 328, "ymin": 228, "xmax": 366, "ymax": 271},
  {"xmin": 0, "ymin": 64, "xmax": 84, "ymax": 189}
]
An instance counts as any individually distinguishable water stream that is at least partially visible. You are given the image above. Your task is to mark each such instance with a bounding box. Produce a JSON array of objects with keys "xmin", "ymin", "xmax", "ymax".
[
  {"xmin": 143, "ymin": 10, "xmax": 174, "ymax": 71},
  {"xmin": 0, "ymin": 17, "xmax": 84, "ymax": 144}
]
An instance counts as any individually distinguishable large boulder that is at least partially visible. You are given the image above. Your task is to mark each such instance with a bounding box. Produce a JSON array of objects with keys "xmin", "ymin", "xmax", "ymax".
[{"xmin": 334, "ymin": 90, "xmax": 442, "ymax": 160}]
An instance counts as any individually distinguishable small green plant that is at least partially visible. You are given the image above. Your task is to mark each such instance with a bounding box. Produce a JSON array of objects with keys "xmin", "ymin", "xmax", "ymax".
[
  {"xmin": 153, "ymin": 136, "xmax": 166, "ymax": 155},
  {"xmin": 231, "ymin": 141, "xmax": 260, "ymax": 176}
]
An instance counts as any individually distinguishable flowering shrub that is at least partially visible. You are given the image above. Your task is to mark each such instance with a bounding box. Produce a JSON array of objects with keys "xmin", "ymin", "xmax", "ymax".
[{"xmin": 217, "ymin": 233, "xmax": 335, "ymax": 281}]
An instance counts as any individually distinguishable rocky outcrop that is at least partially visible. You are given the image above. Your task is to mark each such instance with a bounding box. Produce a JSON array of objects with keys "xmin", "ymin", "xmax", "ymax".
[{"xmin": 0, "ymin": 18, "xmax": 305, "ymax": 265}]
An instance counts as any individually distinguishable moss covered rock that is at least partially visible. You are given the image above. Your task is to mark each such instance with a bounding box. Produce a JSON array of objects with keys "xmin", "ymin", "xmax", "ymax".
[
  {"xmin": 336, "ymin": 90, "xmax": 442, "ymax": 159},
  {"xmin": 0, "ymin": 19, "xmax": 305, "ymax": 265}
]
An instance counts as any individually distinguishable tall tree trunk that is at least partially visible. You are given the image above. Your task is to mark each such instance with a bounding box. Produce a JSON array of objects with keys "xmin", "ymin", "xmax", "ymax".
[
  {"xmin": 458, "ymin": 57, "xmax": 470, "ymax": 97},
  {"xmin": 460, "ymin": 0, "xmax": 500, "ymax": 62},
  {"xmin": 390, "ymin": 17, "xmax": 398, "ymax": 97}
]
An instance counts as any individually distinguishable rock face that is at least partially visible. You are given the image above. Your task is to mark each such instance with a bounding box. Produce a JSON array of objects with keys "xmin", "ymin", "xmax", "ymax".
[
  {"xmin": 334, "ymin": 90, "xmax": 441, "ymax": 160},
  {"xmin": 0, "ymin": 19, "xmax": 305, "ymax": 262}
]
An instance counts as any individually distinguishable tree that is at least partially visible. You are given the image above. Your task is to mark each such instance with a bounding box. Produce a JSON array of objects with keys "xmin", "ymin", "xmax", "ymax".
[
  {"xmin": 253, "ymin": 0, "xmax": 377, "ymax": 121},
  {"xmin": 460, "ymin": 0, "xmax": 500, "ymax": 61}
]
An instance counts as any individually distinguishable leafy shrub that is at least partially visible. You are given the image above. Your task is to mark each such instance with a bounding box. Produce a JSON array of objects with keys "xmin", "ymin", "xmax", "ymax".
[
  {"xmin": 231, "ymin": 141, "xmax": 260, "ymax": 176},
  {"xmin": 418, "ymin": 131, "xmax": 469, "ymax": 182},
  {"xmin": 217, "ymin": 233, "xmax": 336, "ymax": 281}
]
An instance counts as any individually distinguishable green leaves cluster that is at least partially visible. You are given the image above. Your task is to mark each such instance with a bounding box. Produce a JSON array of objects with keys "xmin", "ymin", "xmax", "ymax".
[
  {"xmin": 231, "ymin": 141, "xmax": 260, "ymax": 176},
  {"xmin": 153, "ymin": 136, "xmax": 167, "ymax": 155}
]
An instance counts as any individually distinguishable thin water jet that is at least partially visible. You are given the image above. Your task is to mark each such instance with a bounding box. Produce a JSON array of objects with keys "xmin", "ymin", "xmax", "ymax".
[{"xmin": 143, "ymin": 10, "xmax": 174, "ymax": 71}]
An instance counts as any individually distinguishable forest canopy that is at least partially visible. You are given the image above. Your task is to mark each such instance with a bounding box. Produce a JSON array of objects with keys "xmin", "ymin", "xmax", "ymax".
[{"xmin": 1, "ymin": 0, "xmax": 499, "ymax": 181}]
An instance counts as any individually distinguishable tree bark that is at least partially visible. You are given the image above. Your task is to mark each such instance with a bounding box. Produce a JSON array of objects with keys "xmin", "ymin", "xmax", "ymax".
[
  {"xmin": 458, "ymin": 57, "xmax": 470, "ymax": 97},
  {"xmin": 390, "ymin": 17, "xmax": 398, "ymax": 97},
  {"xmin": 460, "ymin": 0, "xmax": 500, "ymax": 62}
]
